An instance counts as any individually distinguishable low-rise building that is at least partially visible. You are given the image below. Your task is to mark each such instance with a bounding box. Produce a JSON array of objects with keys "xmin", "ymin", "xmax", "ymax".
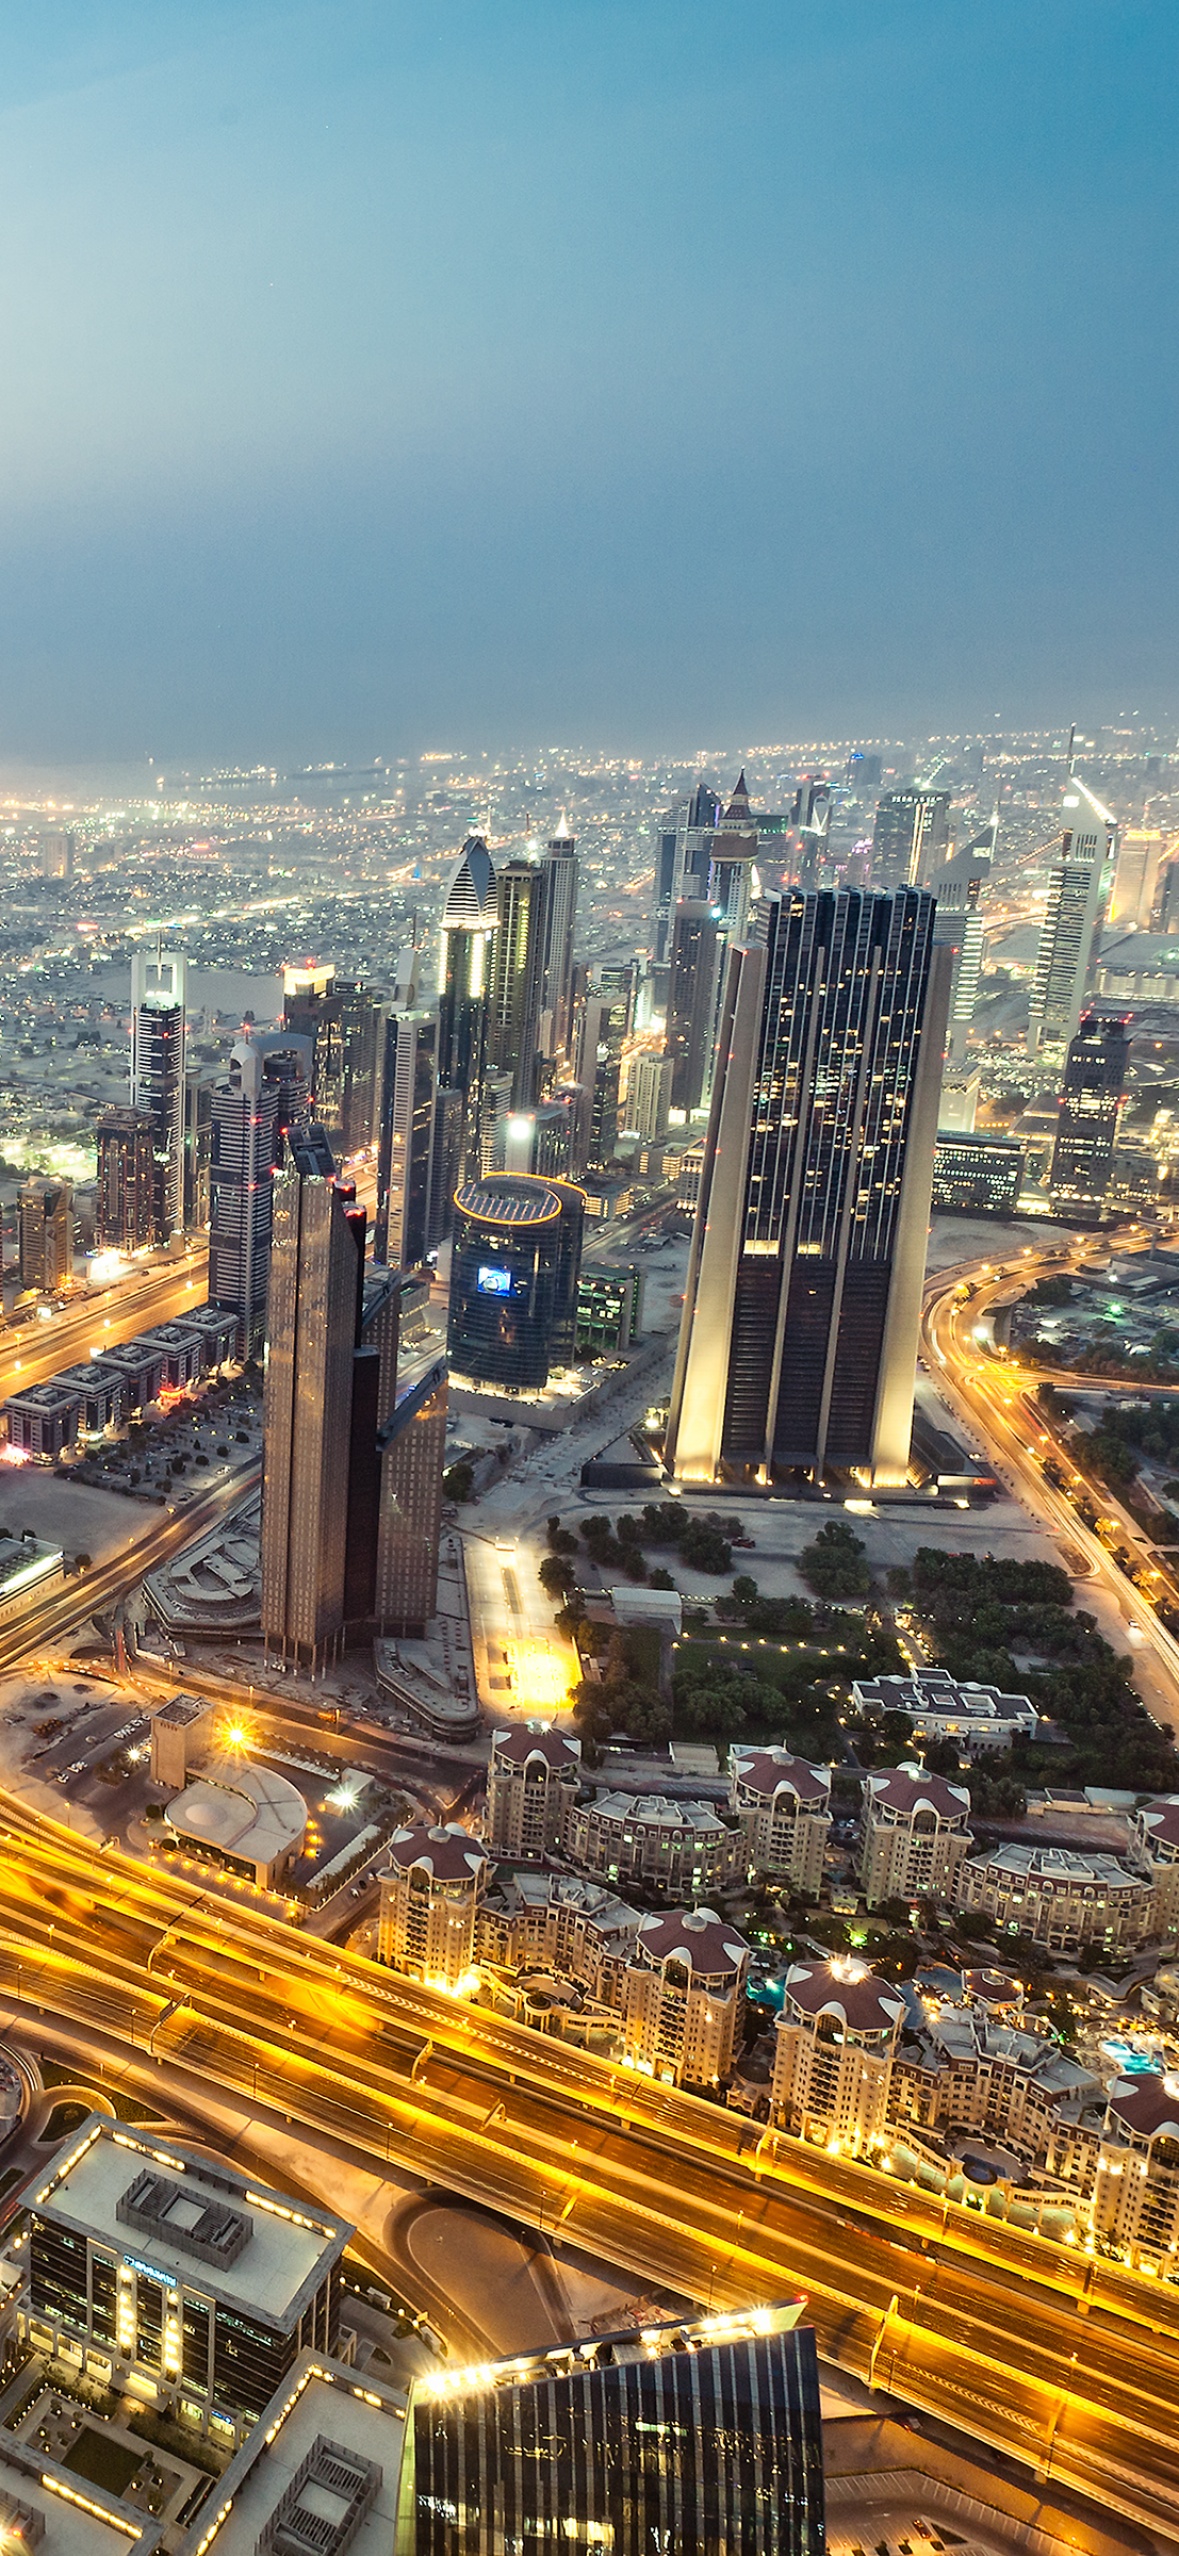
[
  {"xmin": 563, "ymin": 1790, "xmax": 744, "ymax": 1901},
  {"xmin": 377, "ymin": 1823, "xmax": 489, "ymax": 1989},
  {"xmin": 162, "ymin": 1755, "xmax": 307, "ymax": 1891},
  {"xmin": 22, "ymin": 2117, "xmax": 350, "ymax": 2444},
  {"xmin": 770, "ymin": 1961, "xmax": 906, "ymax": 2153},
  {"xmin": 931, "ymin": 1133, "xmax": 1024, "ymax": 1216},
  {"xmin": 1092, "ymin": 2074, "xmax": 1179, "ymax": 2272},
  {"xmin": 485, "ymin": 1722, "xmax": 582, "ymax": 1859},
  {"xmin": 478, "ymin": 1867, "xmax": 641, "ymax": 2006},
  {"xmin": 0, "ymin": 1532, "xmax": 64, "ymax": 1626},
  {"xmin": 852, "ymin": 1669, "xmax": 1038, "ymax": 1758},
  {"xmin": 4, "ymin": 1379, "xmax": 82, "ymax": 1459},
  {"xmin": 957, "ymin": 1842, "xmax": 1156, "ymax": 1957},
  {"xmin": 135, "ymin": 1323, "xmax": 206, "ymax": 1390},
  {"xmin": 728, "ymin": 1748, "xmax": 831, "ymax": 1894},
  {"xmin": 52, "ymin": 1362, "xmax": 128, "ymax": 1438},
  {"xmin": 622, "ymin": 1907, "xmax": 750, "ymax": 2087},
  {"xmin": 859, "ymin": 1764, "xmax": 971, "ymax": 1908},
  {"xmin": 149, "ymin": 1692, "xmax": 210, "ymax": 1789},
  {"xmin": 190, "ymin": 2351, "xmax": 407, "ymax": 2556},
  {"xmin": 1129, "ymin": 1796, "xmax": 1179, "ymax": 1939}
]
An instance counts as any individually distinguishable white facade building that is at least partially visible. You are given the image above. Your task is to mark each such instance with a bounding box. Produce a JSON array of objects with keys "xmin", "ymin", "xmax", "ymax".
[
  {"xmin": 957, "ymin": 1842, "xmax": 1156, "ymax": 1957},
  {"xmin": 852, "ymin": 1669, "xmax": 1038, "ymax": 1759},
  {"xmin": 728, "ymin": 1747, "xmax": 831, "ymax": 1893},
  {"xmin": 622, "ymin": 1908, "xmax": 750, "ymax": 2088},
  {"xmin": 859, "ymin": 1764, "xmax": 972, "ymax": 1908},
  {"xmin": 562, "ymin": 1791, "xmax": 744, "ymax": 1900}
]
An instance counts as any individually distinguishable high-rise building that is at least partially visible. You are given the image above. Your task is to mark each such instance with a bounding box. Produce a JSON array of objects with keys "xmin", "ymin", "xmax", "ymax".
[
  {"xmin": 651, "ymin": 782, "xmax": 720, "ymax": 962},
  {"xmin": 574, "ymin": 970, "xmax": 632, "ymax": 1171},
  {"xmin": 448, "ymin": 1174, "xmax": 584, "ymax": 1390},
  {"xmin": 485, "ymin": 1722, "xmax": 583, "ymax": 1857},
  {"xmin": 1028, "ymin": 777, "xmax": 1118, "ymax": 1053},
  {"xmin": 929, "ymin": 821, "xmax": 993, "ymax": 1060},
  {"xmin": 261, "ymin": 1126, "xmax": 369, "ymax": 1669},
  {"xmin": 667, "ymin": 899, "xmax": 723, "ymax": 1115},
  {"xmin": 770, "ymin": 1960, "xmax": 907, "ymax": 2149},
  {"xmin": 858, "ymin": 1762, "xmax": 971, "ymax": 1907},
  {"xmin": 932, "ymin": 1132, "xmax": 1024, "ymax": 1215},
  {"xmin": 210, "ymin": 1032, "xmax": 310, "ymax": 1355},
  {"xmin": 790, "ymin": 777, "xmax": 833, "ymax": 889},
  {"xmin": 437, "ymin": 836, "xmax": 498, "ymax": 1187},
  {"xmin": 1109, "ymin": 827, "xmax": 1166, "ymax": 931},
  {"xmin": 183, "ymin": 1070, "xmax": 213, "ymax": 1231},
  {"xmin": 96, "ymin": 1107, "xmax": 157, "ymax": 1250},
  {"xmin": 622, "ymin": 1909, "xmax": 750, "ymax": 2086},
  {"xmin": 17, "ymin": 1178, "xmax": 73, "ymax": 1294},
  {"xmin": 728, "ymin": 1747, "xmax": 832, "ymax": 1894},
  {"xmin": 1049, "ymin": 1012, "xmax": 1129, "ymax": 1222},
  {"xmin": 396, "ymin": 2305, "xmax": 824, "ymax": 2556},
  {"xmin": 39, "ymin": 827, "xmax": 75, "ymax": 880},
  {"xmin": 375, "ymin": 1348, "xmax": 448, "ymax": 1634},
  {"xmin": 539, "ymin": 814, "xmax": 578, "ymax": 1057},
  {"xmin": 871, "ymin": 787, "xmax": 951, "ymax": 889},
  {"xmin": 666, "ymin": 888, "xmax": 949, "ymax": 1486},
  {"xmin": 339, "ymin": 979, "xmax": 383, "ymax": 1155},
  {"xmin": 130, "ymin": 947, "xmax": 187, "ymax": 1240},
  {"xmin": 375, "ymin": 1007, "xmax": 437, "ymax": 1270},
  {"xmin": 282, "ymin": 963, "xmax": 346, "ymax": 1139},
  {"xmin": 488, "ymin": 855, "xmax": 550, "ymax": 1107},
  {"xmin": 377, "ymin": 1822, "xmax": 489, "ymax": 1987},
  {"xmin": 707, "ymin": 770, "xmax": 759, "ymax": 941},
  {"xmin": 624, "ymin": 1048, "xmax": 673, "ymax": 1143}
]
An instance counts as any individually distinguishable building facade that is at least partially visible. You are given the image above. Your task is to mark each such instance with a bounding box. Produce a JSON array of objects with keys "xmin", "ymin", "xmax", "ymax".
[
  {"xmin": 666, "ymin": 889, "xmax": 950, "ymax": 1487},
  {"xmin": 377, "ymin": 1824, "xmax": 489, "ymax": 1989},
  {"xmin": 563, "ymin": 1790, "xmax": 744, "ymax": 1900},
  {"xmin": 859, "ymin": 1763, "xmax": 972, "ymax": 1907},
  {"xmin": 871, "ymin": 788, "xmax": 950, "ymax": 889},
  {"xmin": 130, "ymin": 947, "xmax": 188, "ymax": 1240},
  {"xmin": 728, "ymin": 1747, "xmax": 832, "ymax": 1893},
  {"xmin": 18, "ymin": 1177, "xmax": 73, "ymax": 1293},
  {"xmin": 261, "ymin": 1127, "xmax": 368, "ymax": 1668},
  {"xmin": 485, "ymin": 1723, "xmax": 583, "ymax": 1858},
  {"xmin": 1049, "ymin": 1013, "xmax": 1129, "ymax": 1221},
  {"xmin": 375, "ymin": 1351, "xmax": 448, "ymax": 1636},
  {"xmin": 957, "ymin": 1842, "xmax": 1156, "ymax": 1956},
  {"xmin": 932, "ymin": 1133, "xmax": 1024, "ymax": 1216},
  {"xmin": 1027, "ymin": 777, "xmax": 1118, "ymax": 1053},
  {"xmin": 448, "ymin": 1174, "xmax": 584, "ymax": 1390},
  {"xmin": 96, "ymin": 1107, "xmax": 157, "ymax": 1250},
  {"xmin": 374, "ymin": 1007, "xmax": 437, "ymax": 1270},
  {"xmin": 770, "ymin": 1961, "xmax": 906, "ymax": 2150},
  {"xmin": 210, "ymin": 1032, "xmax": 309, "ymax": 1355},
  {"xmin": 622, "ymin": 1907, "xmax": 751, "ymax": 2087},
  {"xmin": 852, "ymin": 1669, "xmax": 1038, "ymax": 1758},
  {"xmin": 437, "ymin": 837, "xmax": 499, "ymax": 1192}
]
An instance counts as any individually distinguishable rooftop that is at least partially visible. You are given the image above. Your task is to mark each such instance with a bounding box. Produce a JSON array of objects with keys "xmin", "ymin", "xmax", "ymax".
[
  {"xmin": 730, "ymin": 1746, "xmax": 830, "ymax": 1805},
  {"xmin": 194, "ymin": 2357, "xmax": 406, "ymax": 2556},
  {"xmin": 633, "ymin": 1907, "xmax": 749, "ymax": 1977},
  {"xmin": 165, "ymin": 1756, "xmax": 307, "ymax": 1866},
  {"xmin": 386, "ymin": 1823, "xmax": 489, "ymax": 1882},
  {"xmin": 32, "ymin": 2120, "xmax": 349, "ymax": 2329},
  {"xmin": 863, "ymin": 1763, "xmax": 971, "ymax": 1819},
  {"xmin": 966, "ymin": 1843, "xmax": 1150, "ymax": 1890},
  {"xmin": 580, "ymin": 1791, "xmax": 732, "ymax": 1835},
  {"xmin": 492, "ymin": 1722, "xmax": 581, "ymax": 1771},
  {"xmin": 779, "ymin": 1960, "xmax": 906, "ymax": 2035}
]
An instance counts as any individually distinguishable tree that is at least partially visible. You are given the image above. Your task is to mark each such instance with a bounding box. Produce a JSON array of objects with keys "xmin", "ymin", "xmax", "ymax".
[
  {"xmin": 539, "ymin": 1554, "xmax": 577, "ymax": 1600},
  {"xmin": 648, "ymin": 1566, "xmax": 676, "ymax": 1591},
  {"xmin": 798, "ymin": 1520, "xmax": 870, "ymax": 1600},
  {"xmin": 442, "ymin": 1460, "xmax": 474, "ymax": 1502}
]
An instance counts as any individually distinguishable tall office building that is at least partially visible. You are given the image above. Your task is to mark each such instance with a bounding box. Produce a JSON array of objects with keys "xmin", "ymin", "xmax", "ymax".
[
  {"xmin": 929, "ymin": 820, "xmax": 993, "ymax": 1061},
  {"xmin": 539, "ymin": 813, "xmax": 579, "ymax": 1057},
  {"xmin": 448, "ymin": 1174, "xmax": 584, "ymax": 1390},
  {"xmin": 40, "ymin": 828, "xmax": 75, "ymax": 880},
  {"xmin": 1049, "ymin": 1013, "xmax": 1129, "ymax": 1222},
  {"xmin": 667, "ymin": 900, "xmax": 724, "ymax": 1114},
  {"xmin": 210, "ymin": 1032, "xmax": 310, "ymax": 1354},
  {"xmin": 666, "ymin": 889, "xmax": 949, "ymax": 1486},
  {"xmin": 130, "ymin": 947, "xmax": 187, "ymax": 1240},
  {"xmin": 375, "ymin": 1007, "xmax": 437, "ymax": 1270},
  {"xmin": 651, "ymin": 782, "xmax": 720, "ymax": 961},
  {"xmin": 396, "ymin": 2305, "xmax": 824, "ymax": 2556},
  {"xmin": 1109, "ymin": 827, "xmax": 1167, "ymax": 932},
  {"xmin": 871, "ymin": 787, "xmax": 951, "ymax": 889},
  {"xmin": 17, "ymin": 1178, "xmax": 73, "ymax": 1294},
  {"xmin": 437, "ymin": 836, "xmax": 498, "ymax": 1187},
  {"xmin": 96, "ymin": 1107, "xmax": 156, "ymax": 1250},
  {"xmin": 183, "ymin": 1070, "xmax": 213, "ymax": 1231},
  {"xmin": 375, "ymin": 1349, "xmax": 448, "ymax": 1634},
  {"xmin": 340, "ymin": 979, "xmax": 383, "ymax": 1153},
  {"xmin": 282, "ymin": 963, "xmax": 346, "ymax": 1140},
  {"xmin": 625, "ymin": 1048, "xmax": 673, "ymax": 1143},
  {"xmin": 575, "ymin": 967, "xmax": 632, "ymax": 1171},
  {"xmin": 707, "ymin": 770, "xmax": 759, "ymax": 942},
  {"xmin": 790, "ymin": 778, "xmax": 833, "ymax": 889},
  {"xmin": 261, "ymin": 1126, "xmax": 369, "ymax": 1669},
  {"xmin": 1028, "ymin": 776, "xmax": 1118, "ymax": 1053},
  {"xmin": 488, "ymin": 855, "xmax": 550, "ymax": 1107}
]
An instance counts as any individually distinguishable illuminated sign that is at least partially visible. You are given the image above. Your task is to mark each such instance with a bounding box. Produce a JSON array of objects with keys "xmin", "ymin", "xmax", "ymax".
[{"xmin": 477, "ymin": 1266, "xmax": 511, "ymax": 1295}]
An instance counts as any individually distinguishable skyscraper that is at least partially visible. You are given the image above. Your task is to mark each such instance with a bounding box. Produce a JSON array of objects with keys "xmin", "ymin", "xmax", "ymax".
[
  {"xmin": 651, "ymin": 782, "xmax": 720, "ymax": 961},
  {"xmin": 1028, "ymin": 776, "xmax": 1118, "ymax": 1053},
  {"xmin": 707, "ymin": 770, "xmax": 759, "ymax": 941},
  {"xmin": 183, "ymin": 1070, "xmax": 213, "ymax": 1232},
  {"xmin": 667, "ymin": 899, "xmax": 723, "ymax": 1114},
  {"xmin": 1109, "ymin": 827, "xmax": 1167, "ymax": 932},
  {"xmin": 437, "ymin": 835, "xmax": 498, "ymax": 1186},
  {"xmin": 1049, "ymin": 1013, "xmax": 1129, "ymax": 1222},
  {"xmin": 210, "ymin": 1031, "xmax": 310, "ymax": 1355},
  {"xmin": 375, "ymin": 1006, "xmax": 437, "ymax": 1270},
  {"xmin": 375, "ymin": 1349, "xmax": 448, "ymax": 1633},
  {"xmin": 448, "ymin": 1174, "xmax": 584, "ymax": 1389},
  {"xmin": 261, "ymin": 1126, "xmax": 368, "ymax": 1668},
  {"xmin": 282, "ymin": 963, "xmax": 346, "ymax": 1139},
  {"xmin": 487, "ymin": 854, "xmax": 550, "ymax": 1107},
  {"xmin": 871, "ymin": 787, "xmax": 951, "ymax": 889},
  {"xmin": 539, "ymin": 813, "xmax": 578, "ymax": 1057},
  {"xmin": 929, "ymin": 819, "xmax": 993, "ymax": 1061},
  {"xmin": 666, "ymin": 888, "xmax": 949, "ymax": 1486},
  {"xmin": 18, "ymin": 1178, "xmax": 73, "ymax": 1294},
  {"xmin": 130, "ymin": 947, "xmax": 187, "ymax": 1240},
  {"xmin": 396, "ymin": 2305, "xmax": 824, "ymax": 2556},
  {"xmin": 96, "ymin": 1107, "xmax": 157, "ymax": 1250}
]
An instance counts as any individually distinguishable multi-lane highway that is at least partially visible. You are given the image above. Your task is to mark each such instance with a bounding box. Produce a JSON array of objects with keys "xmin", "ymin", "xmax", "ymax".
[
  {"xmin": 0, "ymin": 1795, "xmax": 1177, "ymax": 2535},
  {"xmin": 0, "ymin": 1460, "xmax": 258, "ymax": 1676},
  {"xmin": 0, "ymin": 1246, "xmax": 210, "ymax": 1402}
]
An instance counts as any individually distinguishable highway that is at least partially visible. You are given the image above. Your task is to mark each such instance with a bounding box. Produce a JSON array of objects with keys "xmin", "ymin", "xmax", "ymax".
[
  {"xmin": 0, "ymin": 1246, "xmax": 210, "ymax": 1401},
  {"xmin": 0, "ymin": 1796, "xmax": 1176, "ymax": 2535},
  {"xmin": 921, "ymin": 1235, "xmax": 1179, "ymax": 1733},
  {"xmin": 0, "ymin": 1460, "xmax": 259, "ymax": 1676}
]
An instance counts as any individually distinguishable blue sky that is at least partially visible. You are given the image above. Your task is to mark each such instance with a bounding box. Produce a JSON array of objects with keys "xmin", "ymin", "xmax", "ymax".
[{"xmin": 0, "ymin": 0, "xmax": 1175, "ymax": 765}]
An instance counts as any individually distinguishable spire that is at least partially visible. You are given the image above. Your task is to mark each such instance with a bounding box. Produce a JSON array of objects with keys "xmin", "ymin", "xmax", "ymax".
[
  {"xmin": 441, "ymin": 834, "xmax": 498, "ymax": 931},
  {"xmin": 725, "ymin": 771, "xmax": 751, "ymax": 821},
  {"xmin": 549, "ymin": 809, "xmax": 574, "ymax": 846}
]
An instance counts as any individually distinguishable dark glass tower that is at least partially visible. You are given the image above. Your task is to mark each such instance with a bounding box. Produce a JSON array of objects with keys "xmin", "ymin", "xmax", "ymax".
[
  {"xmin": 487, "ymin": 855, "xmax": 550, "ymax": 1107},
  {"xmin": 667, "ymin": 888, "xmax": 949, "ymax": 1485},
  {"xmin": 668, "ymin": 899, "xmax": 724, "ymax": 1113},
  {"xmin": 436, "ymin": 836, "xmax": 498, "ymax": 1185},
  {"xmin": 209, "ymin": 1031, "xmax": 310, "ymax": 1355},
  {"xmin": 447, "ymin": 1173, "xmax": 584, "ymax": 1389},
  {"xmin": 375, "ymin": 1008, "xmax": 437, "ymax": 1269},
  {"xmin": 396, "ymin": 2305, "xmax": 824, "ymax": 2556},
  {"xmin": 1049, "ymin": 1012, "xmax": 1129, "ymax": 1221},
  {"xmin": 539, "ymin": 813, "xmax": 579, "ymax": 1058},
  {"xmin": 871, "ymin": 787, "xmax": 951, "ymax": 889}
]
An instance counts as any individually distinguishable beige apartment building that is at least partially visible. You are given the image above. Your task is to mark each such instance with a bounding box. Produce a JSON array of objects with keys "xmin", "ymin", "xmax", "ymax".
[
  {"xmin": 485, "ymin": 1722, "xmax": 583, "ymax": 1858},
  {"xmin": 377, "ymin": 1823, "xmax": 489, "ymax": 1989},
  {"xmin": 728, "ymin": 1746, "xmax": 831, "ymax": 1894},
  {"xmin": 859, "ymin": 1764, "xmax": 971, "ymax": 1908},
  {"xmin": 622, "ymin": 1908, "xmax": 750, "ymax": 2088}
]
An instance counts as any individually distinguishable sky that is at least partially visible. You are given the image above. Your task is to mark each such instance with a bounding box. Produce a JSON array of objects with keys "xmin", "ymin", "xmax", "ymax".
[{"xmin": 0, "ymin": 0, "xmax": 1176, "ymax": 770}]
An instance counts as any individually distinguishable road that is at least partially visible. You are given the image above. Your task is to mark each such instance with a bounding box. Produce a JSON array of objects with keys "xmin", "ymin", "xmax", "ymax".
[
  {"xmin": 0, "ymin": 1460, "xmax": 259, "ymax": 1676},
  {"xmin": 0, "ymin": 1246, "xmax": 210, "ymax": 1401},
  {"xmin": 0, "ymin": 1798, "xmax": 1176, "ymax": 2536},
  {"xmin": 921, "ymin": 1239, "xmax": 1179, "ymax": 1734}
]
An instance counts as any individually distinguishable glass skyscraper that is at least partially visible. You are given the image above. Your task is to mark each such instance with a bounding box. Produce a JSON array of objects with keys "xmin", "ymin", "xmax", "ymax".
[{"xmin": 667, "ymin": 887, "xmax": 948, "ymax": 1486}]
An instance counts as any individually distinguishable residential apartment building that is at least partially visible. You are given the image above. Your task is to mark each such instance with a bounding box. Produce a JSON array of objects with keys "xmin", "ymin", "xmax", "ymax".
[
  {"xmin": 728, "ymin": 1747, "xmax": 832, "ymax": 1893},
  {"xmin": 377, "ymin": 1823, "xmax": 489, "ymax": 1989},
  {"xmin": 621, "ymin": 1908, "xmax": 750, "ymax": 2088},
  {"xmin": 957, "ymin": 1842, "xmax": 1157, "ymax": 1957},
  {"xmin": 562, "ymin": 1790, "xmax": 744, "ymax": 1901},
  {"xmin": 477, "ymin": 1868, "xmax": 641, "ymax": 2008},
  {"xmin": 859, "ymin": 1764, "xmax": 972, "ymax": 1908},
  {"xmin": 484, "ymin": 1722, "xmax": 582, "ymax": 1858},
  {"xmin": 1092, "ymin": 2075, "xmax": 1179, "ymax": 2273},
  {"xmin": 770, "ymin": 1961, "xmax": 906, "ymax": 2152},
  {"xmin": 1129, "ymin": 1796, "xmax": 1179, "ymax": 1938}
]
